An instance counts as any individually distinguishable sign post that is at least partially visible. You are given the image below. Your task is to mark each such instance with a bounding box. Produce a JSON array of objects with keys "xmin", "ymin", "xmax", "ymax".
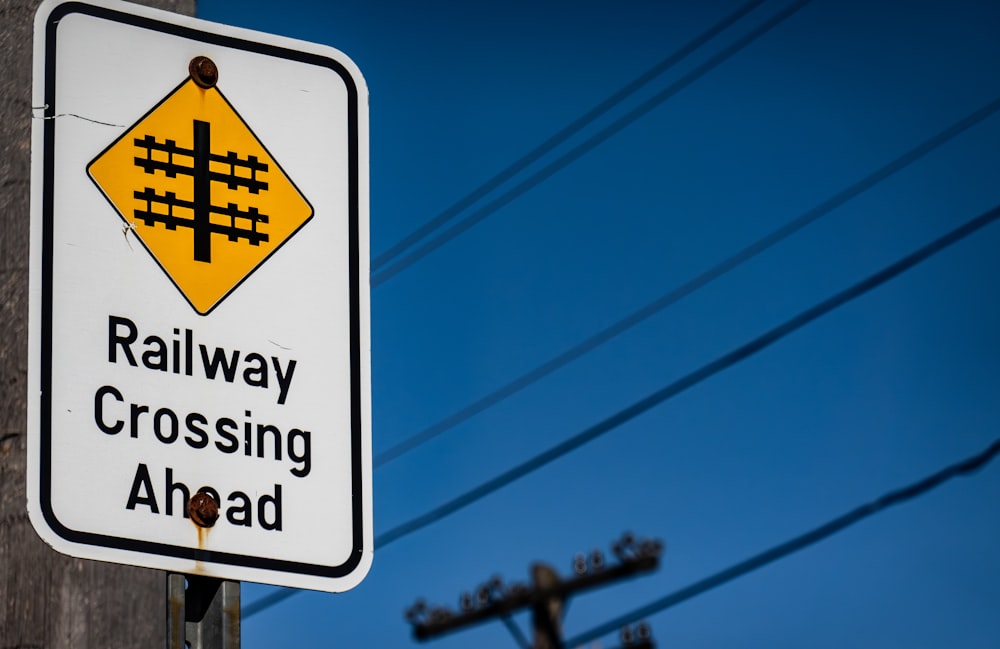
[
  {"xmin": 28, "ymin": 0, "xmax": 372, "ymax": 598},
  {"xmin": 167, "ymin": 573, "xmax": 241, "ymax": 649}
]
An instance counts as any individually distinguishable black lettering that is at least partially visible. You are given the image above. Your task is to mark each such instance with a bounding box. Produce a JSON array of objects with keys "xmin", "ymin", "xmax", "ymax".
[
  {"xmin": 141, "ymin": 335, "xmax": 167, "ymax": 371},
  {"xmin": 226, "ymin": 491, "xmax": 252, "ymax": 527},
  {"xmin": 288, "ymin": 428, "xmax": 311, "ymax": 477},
  {"xmin": 243, "ymin": 411, "xmax": 252, "ymax": 457},
  {"xmin": 185, "ymin": 412, "xmax": 209, "ymax": 449},
  {"xmin": 94, "ymin": 385, "xmax": 124, "ymax": 435},
  {"xmin": 200, "ymin": 345, "xmax": 240, "ymax": 383},
  {"xmin": 129, "ymin": 403, "xmax": 149, "ymax": 439},
  {"xmin": 243, "ymin": 352, "xmax": 268, "ymax": 389},
  {"xmin": 256, "ymin": 424, "xmax": 281, "ymax": 461},
  {"xmin": 172, "ymin": 329, "xmax": 181, "ymax": 374},
  {"xmin": 165, "ymin": 467, "xmax": 189, "ymax": 517},
  {"xmin": 215, "ymin": 418, "xmax": 239, "ymax": 453},
  {"xmin": 108, "ymin": 315, "xmax": 138, "ymax": 366},
  {"xmin": 273, "ymin": 358, "xmax": 296, "ymax": 405},
  {"xmin": 258, "ymin": 484, "xmax": 282, "ymax": 531},
  {"xmin": 126, "ymin": 463, "xmax": 159, "ymax": 513},
  {"xmin": 153, "ymin": 407, "xmax": 179, "ymax": 444}
]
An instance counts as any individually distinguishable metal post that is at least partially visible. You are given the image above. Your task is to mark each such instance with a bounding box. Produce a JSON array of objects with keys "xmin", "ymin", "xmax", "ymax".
[{"xmin": 167, "ymin": 573, "xmax": 241, "ymax": 649}]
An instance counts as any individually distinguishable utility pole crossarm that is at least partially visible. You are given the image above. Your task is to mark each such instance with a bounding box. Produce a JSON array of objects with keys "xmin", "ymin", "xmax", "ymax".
[
  {"xmin": 413, "ymin": 554, "xmax": 657, "ymax": 639},
  {"xmin": 406, "ymin": 532, "xmax": 663, "ymax": 647}
]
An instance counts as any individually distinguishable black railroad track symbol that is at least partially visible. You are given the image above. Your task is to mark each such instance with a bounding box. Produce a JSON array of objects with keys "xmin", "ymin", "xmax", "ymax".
[{"xmin": 133, "ymin": 120, "xmax": 270, "ymax": 263}]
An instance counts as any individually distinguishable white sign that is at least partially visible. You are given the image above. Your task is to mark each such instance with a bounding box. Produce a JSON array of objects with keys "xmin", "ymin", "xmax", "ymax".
[{"xmin": 28, "ymin": 0, "xmax": 372, "ymax": 592}]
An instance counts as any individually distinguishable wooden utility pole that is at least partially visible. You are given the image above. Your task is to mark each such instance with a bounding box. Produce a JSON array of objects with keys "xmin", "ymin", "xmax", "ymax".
[
  {"xmin": 407, "ymin": 533, "xmax": 662, "ymax": 649},
  {"xmin": 0, "ymin": 1, "xmax": 194, "ymax": 647}
]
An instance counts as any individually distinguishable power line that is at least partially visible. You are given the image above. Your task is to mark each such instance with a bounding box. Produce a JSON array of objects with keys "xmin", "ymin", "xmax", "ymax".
[
  {"xmin": 370, "ymin": 0, "xmax": 766, "ymax": 271},
  {"xmin": 499, "ymin": 614, "xmax": 531, "ymax": 649},
  {"xmin": 245, "ymin": 202, "xmax": 1000, "ymax": 618},
  {"xmin": 372, "ymin": 95, "xmax": 1000, "ymax": 468},
  {"xmin": 243, "ymin": 585, "xmax": 296, "ymax": 618},
  {"xmin": 370, "ymin": 0, "xmax": 814, "ymax": 287},
  {"xmin": 563, "ymin": 436, "xmax": 1000, "ymax": 647},
  {"xmin": 372, "ymin": 202, "xmax": 1000, "ymax": 547}
]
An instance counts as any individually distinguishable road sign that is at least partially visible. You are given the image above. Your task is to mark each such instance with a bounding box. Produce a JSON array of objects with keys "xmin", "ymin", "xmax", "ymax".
[
  {"xmin": 88, "ymin": 75, "xmax": 315, "ymax": 314},
  {"xmin": 28, "ymin": 0, "xmax": 371, "ymax": 592}
]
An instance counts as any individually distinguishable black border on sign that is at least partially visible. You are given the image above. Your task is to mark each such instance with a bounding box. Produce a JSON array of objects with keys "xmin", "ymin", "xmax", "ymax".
[{"xmin": 39, "ymin": 2, "xmax": 366, "ymax": 581}]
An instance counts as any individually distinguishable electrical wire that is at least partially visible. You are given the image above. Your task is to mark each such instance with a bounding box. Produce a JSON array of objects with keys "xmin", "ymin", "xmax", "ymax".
[
  {"xmin": 245, "ymin": 201, "xmax": 1000, "ymax": 618},
  {"xmin": 499, "ymin": 614, "xmax": 532, "ymax": 649},
  {"xmin": 370, "ymin": 0, "xmax": 814, "ymax": 287},
  {"xmin": 243, "ymin": 585, "xmax": 296, "ymax": 618},
  {"xmin": 372, "ymin": 95, "xmax": 1000, "ymax": 468},
  {"xmin": 369, "ymin": 0, "xmax": 766, "ymax": 271},
  {"xmin": 372, "ymin": 202, "xmax": 1000, "ymax": 547},
  {"xmin": 563, "ymin": 435, "xmax": 1000, "ymax": 647}
]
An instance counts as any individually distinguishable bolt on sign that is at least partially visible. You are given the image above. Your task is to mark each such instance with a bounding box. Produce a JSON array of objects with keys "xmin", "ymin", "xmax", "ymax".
[{"xmin": 28, "ymin": 0, "xmax": 372, "ymax": 592}]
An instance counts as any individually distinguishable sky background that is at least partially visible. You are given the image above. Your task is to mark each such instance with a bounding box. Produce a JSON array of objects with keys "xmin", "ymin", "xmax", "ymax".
[{"xmin": 193, "ymin": 1, "xmax": 999, "ymax": 647}]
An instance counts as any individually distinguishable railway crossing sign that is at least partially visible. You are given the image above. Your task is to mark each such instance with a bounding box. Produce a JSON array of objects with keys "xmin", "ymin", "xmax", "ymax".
[
  {"xmin": 28, "ymin": 0, "xmax": 372, "ymax": 592},
  {"xmin": 88, "ymin": 73, "xmax": 315, "ymax": 315}
]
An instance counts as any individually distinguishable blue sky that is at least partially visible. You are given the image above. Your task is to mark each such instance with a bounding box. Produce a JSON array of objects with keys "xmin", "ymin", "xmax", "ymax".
[{"xmin": 194, "ymin": 1, "xmax": 999, "ymax": 647}]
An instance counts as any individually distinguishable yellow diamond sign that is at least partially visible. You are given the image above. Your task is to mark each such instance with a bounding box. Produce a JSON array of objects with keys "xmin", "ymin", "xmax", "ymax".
[{"xmin": 88, "ymin": 77, "xmax": 313, "ymax": 315}]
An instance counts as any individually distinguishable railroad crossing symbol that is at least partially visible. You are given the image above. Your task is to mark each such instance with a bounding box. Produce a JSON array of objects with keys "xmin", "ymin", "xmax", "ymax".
[{"xmin": 88, "ymin": 74, "xmax": 313, "ymax": 315}]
